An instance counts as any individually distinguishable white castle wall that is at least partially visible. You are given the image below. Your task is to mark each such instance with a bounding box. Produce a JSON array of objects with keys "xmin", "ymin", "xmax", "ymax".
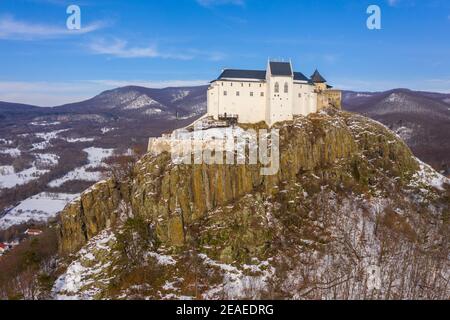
[
  {"xmin": 208, "ymin": 79, "xmax": 318, "ymax": 126},
  {"xmin": 207, "ymin": 80, "xmax": 267, "ymax": 124}
]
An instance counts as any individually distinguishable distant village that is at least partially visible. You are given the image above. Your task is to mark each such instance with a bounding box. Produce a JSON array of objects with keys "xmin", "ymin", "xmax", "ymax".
[{"xmin": 0, "ymin": 228, "xmax": 42, "ymax": 258}]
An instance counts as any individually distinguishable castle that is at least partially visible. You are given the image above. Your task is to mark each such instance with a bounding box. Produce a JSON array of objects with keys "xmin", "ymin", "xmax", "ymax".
[{"xmin": 207, "ymin": 61, "xmax": 342, "ymax": 126}]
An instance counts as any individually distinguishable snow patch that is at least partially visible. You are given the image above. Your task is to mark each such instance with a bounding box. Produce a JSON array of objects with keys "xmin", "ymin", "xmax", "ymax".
[
  {"xmin": 53, "ymin": 229, "xmax": 117, "ymax": 300},
  {"xmin": 32, "ymin": 129, "xmax": 70, "ymax": 150},
  {"xmin": 123, "ymin": 95, "xmax": 164, "ymax": 110},
  {"xmin": 0, "ymin": 192, "xmax": 79, "ymax": 230},
  {"xmin": 410, "ymin": 158, "xmax": 449, "ymax": 191},
  {"xmin": 0, "ymin": 147, "xmax": 21, "ymax": 157},
  {"xmin": 48, "ymin": 147, "xmax": 114, "ymax": 187}
]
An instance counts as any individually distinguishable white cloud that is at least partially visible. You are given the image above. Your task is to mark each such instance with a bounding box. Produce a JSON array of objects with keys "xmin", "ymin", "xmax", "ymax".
[
  {"xmin": 88, "ymin": 38, "xmax": 226, "ymax": 61},
  {"xmin": 0, "ymin": 15, "xmax": 106, "ymax": 40},
  {"xmin": 0, "ymin": 80, "xmax": 208, "ymax": 106},
  {"xmin": 88, "ymin": 80, "xmax": 208, "ymax": 89},
  {"xmin": 88, "ymin": 38, "xmax": 193, "ymax": 60},
  {"xmin": 196, "ymin": 0, "xmax": 245, "ymax": 7},
  {"xmin": 387, "ymin": 0, "xmax": 399, "ymax": 6}
]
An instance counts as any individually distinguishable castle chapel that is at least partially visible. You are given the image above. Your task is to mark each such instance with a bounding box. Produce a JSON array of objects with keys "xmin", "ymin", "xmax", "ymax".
[{"xmin": 207, "ymin": 61, "xmax": 341, "ymax": 126}]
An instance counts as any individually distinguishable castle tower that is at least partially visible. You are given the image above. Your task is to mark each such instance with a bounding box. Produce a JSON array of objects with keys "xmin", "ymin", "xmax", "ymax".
[
  {"xmin": 311, "ymin": 69, "xmax": 327, "ymax": 92},
  {"xmin": 266, "ymin": 60, "xmax": 294, "ymax": 126},
  {"xmin": 311, "ymin": 69, "xmax": 342, "ymax": 110}
]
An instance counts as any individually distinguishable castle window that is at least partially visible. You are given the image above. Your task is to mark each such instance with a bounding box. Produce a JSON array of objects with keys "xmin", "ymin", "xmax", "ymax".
[
  {"xmin": 241, "ymin": 83, "xmax": 244, "ymax": 87},
  {"xmin": 230, "ymin": 83, "xmax": 233, "ymax": 87},
  {"xmin": 250, "ymin": 92, "xmax": 254, "ymax": 97},
  {"xmin": 259, "ymin": 84, "xmax": 262, "ymax": 87},
  {"xmin": 236, "ymin": 91, "xmax": 240, "ymax": 96},
  {"xmin": 274, "ymin": 82, "xmax": 280, "ymax": 93},
  {"xmin": 260, "ymin": 92, "xmax": 264, "ymax": 97},
  {"xmin": 284, "ymin": 83, "xmax": 289, "ymax": 93},
  {"xmin": 224, "ymin": 91, "xmax": 227, "ymax": 96},
  {"xmin": 298, "ymin": 93, "xmax": 302, "ymax": 98}
]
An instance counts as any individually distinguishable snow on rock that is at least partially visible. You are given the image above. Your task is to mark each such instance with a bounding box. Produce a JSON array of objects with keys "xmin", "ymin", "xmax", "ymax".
[
  {"xmin": 48, "ymin": 147, "xmax": 114, "ymax": 188},
  {"xmin": 145, "ymin": 252, "xmax": 177, "ymax": 266},
  {"xmin": 0, "ymin": 192, "xmax": 79, "ymax": 230},
  {"xmin": 395, "ymin": 126, "xmax": 413, "ymax": 142},
  {"xmin": 410, "ymin": 158, "xmax": 450, "ymax": 192},
  {"xmin": 200, "ymin": 254, "xmax": 274, "ymax": 300},
  {"xmin": 52, "ymin": 229, "xmax": 118, "ymax": 300}
]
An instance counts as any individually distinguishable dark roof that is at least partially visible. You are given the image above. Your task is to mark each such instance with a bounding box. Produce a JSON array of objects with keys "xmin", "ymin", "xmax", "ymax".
[
  {"xmin": 218, "ymin": 69, "xmax": 266, "ymax": 80},
  {"xmin": 216, "ymin": 64, "xmax": 319, "ymax": 83},
  {"xmin": 293, "ymin": 72, "xmax": 309, "ymax": 82},
  {"xmin": 311, "ymin": 70, "xmax": 327, "ymax": 83},
  {"xmin": 269, "ymin": 62, "xmax": 292, "ymax": 76}
]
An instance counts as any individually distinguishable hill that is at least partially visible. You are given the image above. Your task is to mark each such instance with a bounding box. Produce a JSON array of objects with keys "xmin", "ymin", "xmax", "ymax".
[
  {"xmin": 343, "ymin": 89, "xmax": 450, "ymax": 174},
  {"xmin": 52, "ymin": 108, "xmax": 449, "ymax": 300}
]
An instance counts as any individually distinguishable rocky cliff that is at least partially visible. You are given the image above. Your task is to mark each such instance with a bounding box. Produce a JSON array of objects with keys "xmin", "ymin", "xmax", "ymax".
[{"xmin": 55, "ymin": 109, "xmax": 449, "ymax": 300}]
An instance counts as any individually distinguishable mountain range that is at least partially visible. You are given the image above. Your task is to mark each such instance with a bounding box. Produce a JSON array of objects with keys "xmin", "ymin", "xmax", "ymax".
[
  {"xmin": 343, "ymin": 89, "xmax": 450, "ymax": 174},
  {"xmin": 1, "ymin": 85, "xmax": 448, "ymax": 175}
]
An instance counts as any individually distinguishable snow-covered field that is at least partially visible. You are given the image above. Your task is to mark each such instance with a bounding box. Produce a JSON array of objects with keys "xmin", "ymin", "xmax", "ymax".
[
  {"xmin": 0, "ymin": 165, "xmax": 49, "ymax": 189},
  {"xmin": 32, "ymin": 129, "xmax": 70, "ymax": 150},
  {"xmin": 66, "ymin": 137, "xmax": 95, "ymax": 143},
  {"xmin": 101, "ymin": 127, "xmax": 116, "ymax": 134},
  {"xmin": 0, "ymin": 192, "xmax": 79, "ymax": 230},
  {"xmin": 30, "ymin": 121, "xmax": 61, "ymax": 126},
  {"xmin": 0, "ymin": 138, "xmax": 13, "ymax": 145},
  {"xmin": 48, "ymin": 147, "xmax": 114, "ymax": 188},
  {"xmin": 0, "ymin": 153, "xmax": 59, "ymax": 189},
  {"xmin": 0, "ymin": 147, "xmax": 21, "ymax": 157},
  {"xmin": 123, "ymin": 94, "xmax": 163, "ymax": 110}
]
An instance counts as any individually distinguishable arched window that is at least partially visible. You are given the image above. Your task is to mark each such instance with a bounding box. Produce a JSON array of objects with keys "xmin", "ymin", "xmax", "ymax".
[
  {"xmin": 284, "ymin": 82, "xmax": 289, "ymax": 93},
  {"xmin": 274, "ymin": 82, "xmax": 280, "ymax": 93}
]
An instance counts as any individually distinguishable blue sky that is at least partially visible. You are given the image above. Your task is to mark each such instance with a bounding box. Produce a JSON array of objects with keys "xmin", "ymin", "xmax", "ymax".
[{"xmin": 0, "ymin": 0, "xmax": 449, "ymax": 106}]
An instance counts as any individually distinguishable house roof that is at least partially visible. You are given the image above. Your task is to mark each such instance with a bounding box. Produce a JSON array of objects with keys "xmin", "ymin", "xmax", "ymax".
[
  {"xmin": 218, "ymin": 69, "xmax": 266, "ymax": 80},
  {"xmin": 25, "ymin": 228, "xmax": 42, "ymax": 234},
  {"xmin": 269, "ymin": 62, "xmax": 292, "ymax": 76},
  {"xmin": 311, "ymin": 70, "xmax": 327, "ymax": 83},
  {"xmin": 293, "ymin": 72, "xmax": 309, "ymax": 82},
  {"xmin": 216, "ymin": 63, "xmax": 325, "ymax": 84}
]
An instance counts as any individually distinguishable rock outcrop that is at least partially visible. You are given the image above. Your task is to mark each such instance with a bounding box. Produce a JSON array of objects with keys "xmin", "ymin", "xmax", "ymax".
[
  {"xmin": 59, "ymin": 109, "xmax": 421, "ymax": 254},
  {"xmin": 55, "ymin": 109, "xmax": 449, "ymax": 299}
]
